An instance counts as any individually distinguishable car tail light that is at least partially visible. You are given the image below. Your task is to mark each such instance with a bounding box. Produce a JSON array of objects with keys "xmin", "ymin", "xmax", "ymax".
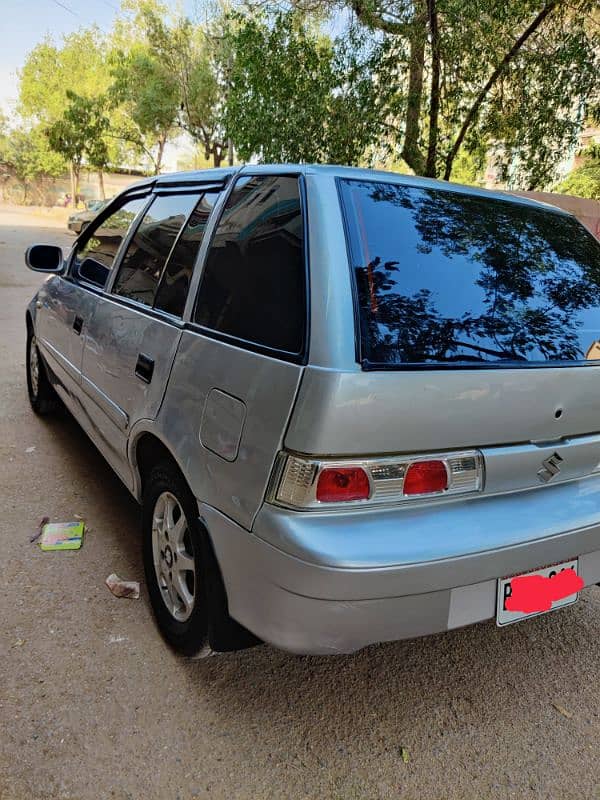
[
  {"xmin": 316, "ymin": 467, "xmax": 370, "ymax": 502},
  {"xmin": 269, "ymin": 450, "xmax": 484, "ymax": 510},
  {"xmin": 403, "ymin": 460, "xmax": 448, "ymax": 495}
]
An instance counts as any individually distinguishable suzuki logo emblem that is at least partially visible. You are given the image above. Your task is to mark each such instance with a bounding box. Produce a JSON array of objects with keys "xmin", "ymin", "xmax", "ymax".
[{"xmin": 537, "ymin": 452, "xmax": 564, "ymax": 483}]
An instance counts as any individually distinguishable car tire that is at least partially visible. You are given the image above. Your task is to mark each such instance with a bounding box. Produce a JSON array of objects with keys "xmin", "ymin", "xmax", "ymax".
[
  {"xmin": 142, "ymin": 462, "xmax": 213, "ymax": 658},
  {"xmin": 26, "ymin": 331, "xmax": 60, "ymax": 415}
]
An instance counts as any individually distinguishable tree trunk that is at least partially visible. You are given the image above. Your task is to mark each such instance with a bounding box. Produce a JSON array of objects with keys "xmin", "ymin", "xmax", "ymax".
[
  {"xmin": 401, "ymin": 7, "xmax": 427, "ymax": 175},
  {"xmin": 228, "ymin": 137, "xmax": 234, "ymax": 167},
  {"xmin": 69, "ymin": 163, "xmax": 77, "ymax": 208},
  {"xmin": 425, "ymin": 0, "xmax": 441, "ymax": 177},
  {"xmin": 443, "ymin": 1, "xmax": 558, "ymax": 180},
  {"xmin": 97, "ymin": 170, "xmax": 106, "ymax": 200},
  {"xmin": 155, "ymin": 136, "xmax": 167, "ymax": 175},
  {"xmin": 213, "ymin": 146, "xmax": 222, "ymax": 168}
]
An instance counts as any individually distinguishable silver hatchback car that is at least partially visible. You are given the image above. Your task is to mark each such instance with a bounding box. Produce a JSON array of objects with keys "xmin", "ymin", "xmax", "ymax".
[{"xmin": 25, "ymin": 165, "xmax": 600, "ymax": 656}]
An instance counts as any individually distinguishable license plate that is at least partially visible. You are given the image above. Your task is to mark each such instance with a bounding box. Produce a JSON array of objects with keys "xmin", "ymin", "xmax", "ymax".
[{"xmin": 496, "ymin": 559, "xmax": 580, "ymax": 626}]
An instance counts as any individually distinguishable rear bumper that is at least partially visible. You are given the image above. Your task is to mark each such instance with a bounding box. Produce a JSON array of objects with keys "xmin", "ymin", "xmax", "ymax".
[{"xmin": 201, "ymin": 477, "xmax": 600, "ymax": 654}]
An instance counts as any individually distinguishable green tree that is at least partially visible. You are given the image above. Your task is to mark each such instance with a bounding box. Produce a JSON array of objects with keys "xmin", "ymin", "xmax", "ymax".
[
  {"xmin": 1, "ymin": 125, "xmax": 65, "ymax": 202},
  {"xmin": 556, "ymin": 145, "xmax": 600, "ymax": 200},
  {"xmin": 224, "ymin": 11, "xmax": 385, "ymax": 164},
  {"xmin": 0, "ymin": 111, "xmax": 9, "ymax": 169},
  {"xmin": 138, "ymin": 7, "xmax": 230, "ymax": 166},
  {"xmin": 293, "ymin": 0, "xmax": 599, "ymax": 186},
  {"xmin": 46, "ymin": 91, "xmax": 110, "ymax": 202},
  {"xmin": 19, "ymin": 28, "xmax": 114, "ymax": 198},
  {"xmin": 19, "ymin": 29, "xmax": 109, "ymax": 122},
  {"xmin": 109, "ymin": 45, "xmax": 180, "ymax": 174},
  {"xmin": 449, "ymin": 143, "xmax": 487, "ymax": 187},
  {"xmin": 0, "ymin": 110, "xmax": 8, "ymax": 140}
]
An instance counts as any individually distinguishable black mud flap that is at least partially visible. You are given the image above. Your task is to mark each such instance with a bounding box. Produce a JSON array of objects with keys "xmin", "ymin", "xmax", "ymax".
[{"xmin": 199, "ymin": 520, "xmax": 262, "ymax": 653}]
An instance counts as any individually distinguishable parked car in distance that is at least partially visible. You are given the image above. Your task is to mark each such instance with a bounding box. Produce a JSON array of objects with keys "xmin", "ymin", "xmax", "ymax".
[
  {"xmin": 25, "ymin": 164, "xmax": 600, "ymax": 657},
  {"xmin": 67, "ymin": 198, "xmax": 111, "ymax": 234}
]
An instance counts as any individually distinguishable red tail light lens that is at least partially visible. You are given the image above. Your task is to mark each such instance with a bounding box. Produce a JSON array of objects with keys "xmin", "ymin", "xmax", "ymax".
[
  {"xmin": 316, "ymin": 467, "xmax": 370, "ymax": 503},
  {"xmin": 403, "ymin": 460, "xmax": 448, "ymax": 496}
]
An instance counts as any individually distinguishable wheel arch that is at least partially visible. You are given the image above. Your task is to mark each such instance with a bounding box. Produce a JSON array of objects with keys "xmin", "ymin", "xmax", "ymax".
[
  {"xmin": 129, "ymin": 424, "xmax": 190, "ymax": 504},
  {"xmin": 131, "ymin": 424, "xmax": 260, "ymax": 652}
]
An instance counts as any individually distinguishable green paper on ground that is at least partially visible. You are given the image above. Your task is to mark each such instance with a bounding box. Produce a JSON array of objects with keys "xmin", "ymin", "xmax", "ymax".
[{"xmin": 39, "ymin": 521, "xmax": 84, "ymax": 551}]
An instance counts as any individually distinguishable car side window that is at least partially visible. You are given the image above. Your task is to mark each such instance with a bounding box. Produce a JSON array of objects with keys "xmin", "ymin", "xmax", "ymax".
[
  {"xmin": 193, "ymin": 175, "xmax": 306, "ymax": 355},
  {"xmin": 74, "ymin": 196, "xmax": 148, "ymax": 288},
  {"xmin": 153, "ymin": 189, "xmax": 222, "ymax": 318},
  {"xmin": 112, "ymin": 193, "xmax": 200, "ymax": 307}
]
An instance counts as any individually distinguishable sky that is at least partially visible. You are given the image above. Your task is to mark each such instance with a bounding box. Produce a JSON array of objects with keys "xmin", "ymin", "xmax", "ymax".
[
  {"xmin": 0, "ymin": 0, "xmax": 117, "ymax": 114},
  {"xmin": 0, "ymin": 0, "xmax": 196, "ymax": 116}
]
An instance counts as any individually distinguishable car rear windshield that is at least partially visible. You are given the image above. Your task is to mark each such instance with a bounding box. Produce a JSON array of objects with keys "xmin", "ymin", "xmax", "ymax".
[{"xmin": 339, "ymin": 178, "xmax": 600, "ymax": 369}]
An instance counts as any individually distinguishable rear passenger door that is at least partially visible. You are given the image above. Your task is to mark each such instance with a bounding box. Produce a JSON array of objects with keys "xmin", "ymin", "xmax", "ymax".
[
  {"xmin": 157, "ymin": 174, "xmax": 309, "ymax": 529},
  {"xmin": 79, "ymin": 188, "xmax": 221, "ymax": 485}
]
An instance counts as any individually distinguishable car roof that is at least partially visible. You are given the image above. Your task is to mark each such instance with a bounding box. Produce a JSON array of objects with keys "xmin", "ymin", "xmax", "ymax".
[{"xmin": 124, "ymin": 163, "xmax": 571, "ymax": 217}]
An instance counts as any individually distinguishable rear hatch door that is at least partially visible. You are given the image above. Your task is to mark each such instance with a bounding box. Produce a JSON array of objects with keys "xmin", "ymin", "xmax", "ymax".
[{"xmin": 286, "ymin": 179, "xmax": 600, "ymax": 493}]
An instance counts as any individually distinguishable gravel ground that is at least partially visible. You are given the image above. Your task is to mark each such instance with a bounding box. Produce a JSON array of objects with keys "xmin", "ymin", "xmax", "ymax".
[{"xmin": 1, "ymin": 205, "xmax": 600, "ymax": 800}]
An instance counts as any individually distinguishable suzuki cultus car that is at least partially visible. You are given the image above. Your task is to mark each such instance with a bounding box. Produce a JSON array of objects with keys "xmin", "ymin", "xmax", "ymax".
[{"xmin": 25, "ymin": 165, "xmax": 600, "ymax": 656}]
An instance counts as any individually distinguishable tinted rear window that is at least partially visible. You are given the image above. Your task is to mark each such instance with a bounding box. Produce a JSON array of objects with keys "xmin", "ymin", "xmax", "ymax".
[
  {"xmin": 112, "ymin": 193, "xmax": 198, "ymax": 306},
  {"xmin": 339, "ymin": 179, "xmax": 600, "ymax": 368},
  {"xmin": 154, "ymin": 190, "xmax": 221, "ymax": 317},
  {"xmin": 194, "ymin": 175, "xmax": 306, "ymax": 356}
]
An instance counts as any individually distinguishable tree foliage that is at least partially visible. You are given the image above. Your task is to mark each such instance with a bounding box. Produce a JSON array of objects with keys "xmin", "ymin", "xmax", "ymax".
[
  {"xmin": 46, "ymin": 91, "xmax": 110, "ymax": 199},
  {"xmin": 556, "ymin": 145, "xmax": 600, "ymax": 200},
  {"xmin": 10, "ymin": 0, "xmax": 600, "ymax": 191},
  {"xmin": 225, "ymin": 12, "xmax": 386, "ymax": 165},
  {"xmin": 291, "ymin": 0, "xmax": 599, "ymax": 185},
  {"xmin": 19, "ymin": 29, "xmax": 109, "ymax": 123},
  {"xmin": 136, "ymin": 6, "xmax": 230, "ymax": 166},
  {"xmin": 109, "ymin": 44, "xmax": 180, "ymax": 174},
  {"xmin": 18, "ymin": 28, "xmax": 116, "ymax": 198},
  {"xmin": 0, "ymin": 122, "xmax": 65, "ymax": 202},
  {"xmin": 2, "ymin": 126, "xmax": 65, "ymax": 182}
]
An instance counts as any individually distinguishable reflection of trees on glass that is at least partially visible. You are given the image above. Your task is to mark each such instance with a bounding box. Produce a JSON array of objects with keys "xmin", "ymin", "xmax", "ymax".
[
  {"xmin": 102, "ymin": 208, "xmax": 140, "ymax": 232},
  {"xmin": 343, "ymin": 181, "xmax": 600, "ymax": 366},
  {"xmin": 76, "ymin": 199, "xmax": 147, "ymax": 270},
  {"xmin": 113, "ymin": 193, "xmax": 199, "ymax": 307}
]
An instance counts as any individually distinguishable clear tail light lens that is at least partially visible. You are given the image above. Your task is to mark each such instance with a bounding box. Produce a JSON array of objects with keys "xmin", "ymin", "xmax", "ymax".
[{"xmin": 269, "ymin": 450, "xmax": 484, "ymax": 510}]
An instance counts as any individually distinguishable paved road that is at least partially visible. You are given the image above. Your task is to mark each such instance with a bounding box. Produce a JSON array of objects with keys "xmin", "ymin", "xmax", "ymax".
[{"xmin": 1, "ymin": 205, "xmax": 600, "ymax": 800}]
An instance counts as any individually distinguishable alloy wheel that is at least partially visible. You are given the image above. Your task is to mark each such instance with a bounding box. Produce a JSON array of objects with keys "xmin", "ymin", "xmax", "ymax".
[
  {"xmin": 151, "ymin": 491, "xmax": 196, "ymax": 622},
  {"xmin": 29, "ymin": 336, "xmax": 40, "ymax": 397}
]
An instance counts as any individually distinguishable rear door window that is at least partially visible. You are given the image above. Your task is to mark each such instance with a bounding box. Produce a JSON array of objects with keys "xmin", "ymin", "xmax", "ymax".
[
  {"xmin": 112, "ymin": 193, "xmax": 199, "ymax": 307},
  {"xmin": 153, "ymin": 189, "xmax": 221, "ymax": 317},
  {"xmin": 193, "ymin": 175, "xmax": 306, "ymax": 357},
  {"xmin": 339, "ymin": 179, "xmax": 600, "ymax": 368}
]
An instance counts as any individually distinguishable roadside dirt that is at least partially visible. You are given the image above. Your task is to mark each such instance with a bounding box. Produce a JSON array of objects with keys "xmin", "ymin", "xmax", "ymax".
[{"xmin": 1, "ymin": 206, "xmax": 600, "ymax": 800}]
